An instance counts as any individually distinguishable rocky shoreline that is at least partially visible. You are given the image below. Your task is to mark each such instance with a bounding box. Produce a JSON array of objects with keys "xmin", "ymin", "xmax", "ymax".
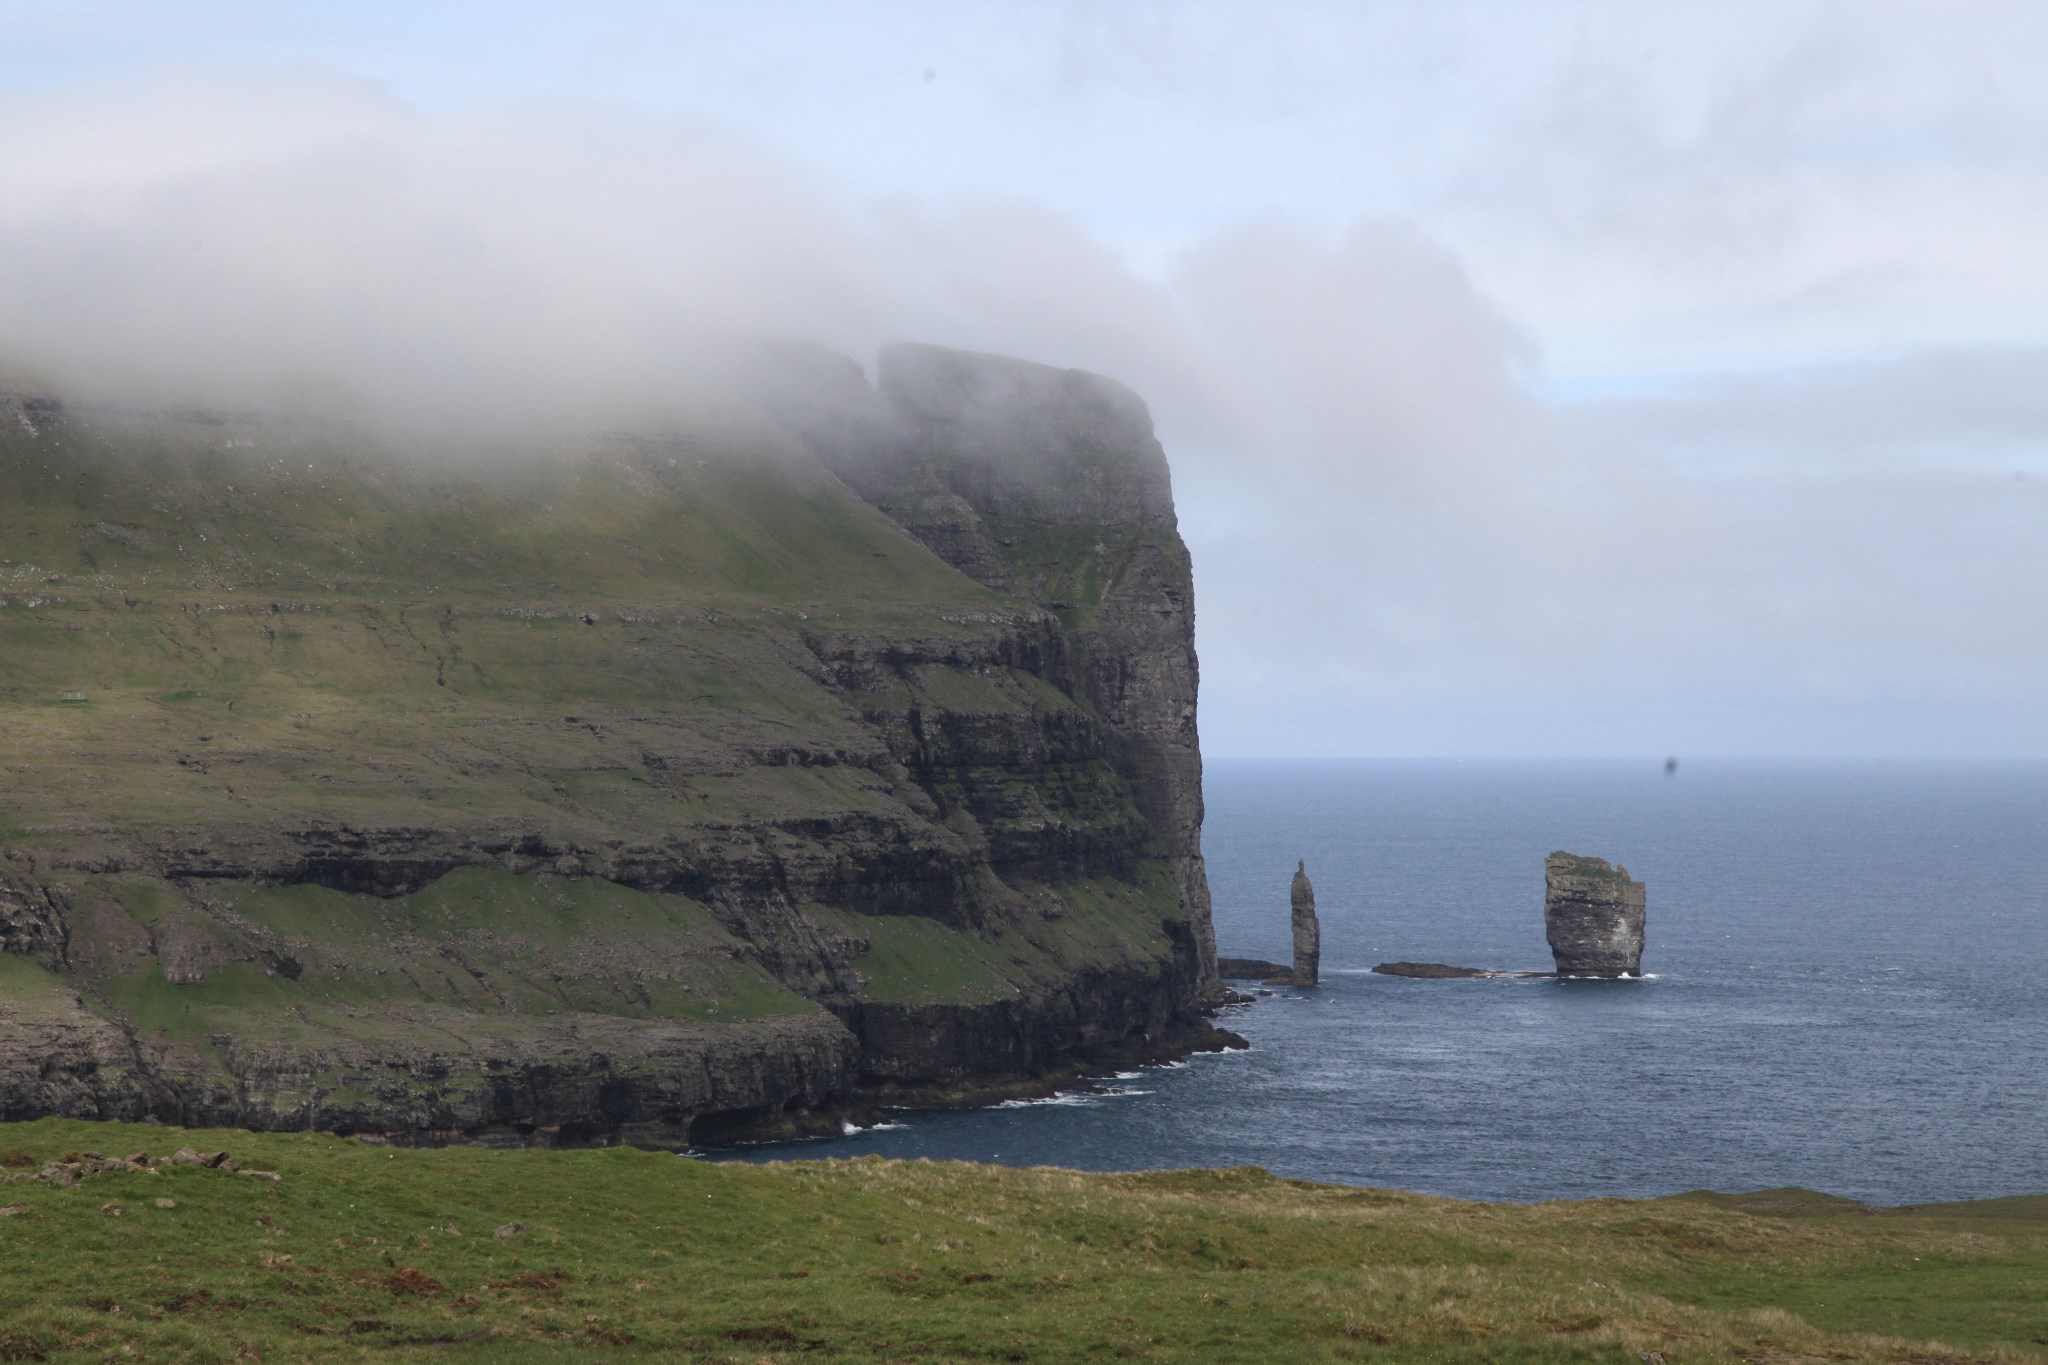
[{"xmin": 694, "ymin": 1015, "xmax": 1251, "ymax": 1148}]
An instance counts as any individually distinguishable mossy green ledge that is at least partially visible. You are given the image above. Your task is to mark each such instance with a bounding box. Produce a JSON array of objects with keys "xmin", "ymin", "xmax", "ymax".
[{"xmin": 0, "ymin": 343, "xmax": 1231, "ymax": 1145}]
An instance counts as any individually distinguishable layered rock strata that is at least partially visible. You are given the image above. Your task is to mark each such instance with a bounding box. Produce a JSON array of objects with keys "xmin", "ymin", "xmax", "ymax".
[
  {"xmin": 1543, "ymin": 852, "xmax": 1646, "ymax": 978},
  {"xmin": 833, "ymin": 344, "xmax": 1219, "ymax": 1001},
  {"xmin": 0, "ymin": 344, "xmax": 1225, "ymax": 1143}
]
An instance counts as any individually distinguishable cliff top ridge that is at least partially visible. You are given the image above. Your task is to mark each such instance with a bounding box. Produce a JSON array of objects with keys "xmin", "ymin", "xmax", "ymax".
[
  {"xmin": 876, "ymin": 342, "xmax": 1176, "ymax": 531},
  {"xmin": 1545, "ymin": 851, "xmax": 1637, "ymax": 885}
]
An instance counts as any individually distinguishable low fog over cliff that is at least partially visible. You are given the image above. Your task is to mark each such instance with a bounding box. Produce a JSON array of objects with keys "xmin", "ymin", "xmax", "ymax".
[{"xmin": 5, "ymin": 9, "xmax": 2045, "ymax": 757}]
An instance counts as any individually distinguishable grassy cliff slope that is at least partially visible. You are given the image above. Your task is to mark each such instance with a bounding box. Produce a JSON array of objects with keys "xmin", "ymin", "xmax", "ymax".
[
  {"xmin": 0, "ymin": 344, "xmax": 1223, "ymax": 1142},
  {"xmin": 0, "ymin": 1118, "xmax": 2042, "ymax": 1363}
]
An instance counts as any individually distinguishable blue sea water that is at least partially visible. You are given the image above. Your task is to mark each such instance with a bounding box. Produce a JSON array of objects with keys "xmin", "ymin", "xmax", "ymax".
[{"xmin": 721, "ymin": 759, "xmax": 2048, "ymax": 1203}]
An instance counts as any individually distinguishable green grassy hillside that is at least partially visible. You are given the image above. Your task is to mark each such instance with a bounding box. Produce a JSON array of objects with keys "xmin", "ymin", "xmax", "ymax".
[
  {"xmin": 0, "ymin": 1119, "xmax": 2041, "ymax": 1363},
  {"xmin": 0, "ymin": 409, "xmax": 993, "ymax": 857},
  {"xmin": 0, "ymin": 383, "xmax": 1216, "ymax": 1140}
]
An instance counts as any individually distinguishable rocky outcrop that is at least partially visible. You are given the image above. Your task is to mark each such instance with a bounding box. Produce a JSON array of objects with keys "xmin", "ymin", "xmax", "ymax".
[
  {"xmin": 1216, "ymin": 862, "xmax": 1321, "ymax": 987},
  {"xmin": 0, "ymin": 857, "xmax": 67, "ymax": 966},
  {"xmin": 1543, "ymin": 852, "xmax": 1646, "ymax": 978},
  {"xmin": 142, "ymin": 1010, "xmax": 862, "ymax": 1148},
  {"xmin": 1290, "ymin": 860, "xmax": 1320, "ymax": 986},
  {"xmin": 0, "ymin": 343, "xmax": 1226, "ymax": 1143},
  {"xmin": 0, "ymin": 963, "xmax": 153, "ymax": 1123}
]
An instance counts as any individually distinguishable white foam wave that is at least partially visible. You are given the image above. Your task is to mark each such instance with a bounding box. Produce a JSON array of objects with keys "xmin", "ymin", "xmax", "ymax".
[
  {"xmin": 995, "ymin": 1092, "xmax": 1098, "ymax": 1109},
  {"xmin": 831, "ymin": 1115, "xmax": 913, "ymax": 1135}
]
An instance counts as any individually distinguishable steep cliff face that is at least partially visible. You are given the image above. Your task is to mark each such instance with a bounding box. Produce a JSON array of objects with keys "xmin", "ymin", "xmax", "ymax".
[
  {"xmin": 834, "ymin": 344, "xmax": 1217, "ymax": 1003},
  {"xmin": 0, "ymin": 348, "xmax": 1223, "ymax": 1142}
]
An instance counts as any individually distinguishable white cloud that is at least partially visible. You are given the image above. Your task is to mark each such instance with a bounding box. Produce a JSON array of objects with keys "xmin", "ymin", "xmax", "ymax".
[{"xmin": 2, "ymin": 9, "xmax": 2046, "ymax": 755}]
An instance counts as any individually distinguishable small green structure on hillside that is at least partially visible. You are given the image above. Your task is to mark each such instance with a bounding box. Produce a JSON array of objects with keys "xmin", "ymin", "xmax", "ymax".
[{"xmin": 59, "ymin": 690, "xmax": 85, "ymax": 702}]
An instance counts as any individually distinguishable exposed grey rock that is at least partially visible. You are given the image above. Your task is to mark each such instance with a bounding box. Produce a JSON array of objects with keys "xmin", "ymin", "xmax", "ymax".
[
  {"xmin": 0, "ymin": 858, "xmax": 67, "ymax": 966},
  {"xmin": 33, "ymin": 1153, "xmax": 152, "ymax": 1184},
  {"xmin": 0, "ymin": 983, "xmax": 152, "ymax": 1123},
  {"xmin": 1291, "ymin": 861, "xmax": 1320, "ymax": 986},
  {"xmin": 1543, "ymin": 852, "xmax": 1646, "ymax": 978}
]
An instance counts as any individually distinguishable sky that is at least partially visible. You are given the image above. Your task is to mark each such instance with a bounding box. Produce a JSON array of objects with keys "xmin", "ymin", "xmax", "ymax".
[{"xmin": 3, "ymin": 1, "xmax": 2045, "ymax": 758}]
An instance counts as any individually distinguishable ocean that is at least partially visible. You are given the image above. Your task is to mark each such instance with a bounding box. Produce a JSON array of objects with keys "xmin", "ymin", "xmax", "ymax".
[{"xmin": 720, "ymin": 759, "xmax": 2048, "ymax": 1203}]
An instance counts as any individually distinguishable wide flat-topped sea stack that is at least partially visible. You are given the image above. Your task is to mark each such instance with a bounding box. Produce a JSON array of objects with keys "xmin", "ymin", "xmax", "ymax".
[{"xmin": 1543, "ymin": 852, "xmax": 1646, "ymax": 978}]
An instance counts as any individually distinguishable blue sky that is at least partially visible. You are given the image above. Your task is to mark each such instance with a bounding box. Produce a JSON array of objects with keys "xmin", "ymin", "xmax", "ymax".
[{"xmin": 5, "ymin": 1, "xmax": 2047, "ymax": 756}]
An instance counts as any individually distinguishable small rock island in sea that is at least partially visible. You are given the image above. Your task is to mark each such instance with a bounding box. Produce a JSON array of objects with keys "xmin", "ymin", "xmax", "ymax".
[
  {"xmin": 1215, "ymin": 860, "xmax": 1322, "ymax": 985},
  {"xmin": 1543, "ymin": 851, "xmax": 1647, "ymax": 978}
]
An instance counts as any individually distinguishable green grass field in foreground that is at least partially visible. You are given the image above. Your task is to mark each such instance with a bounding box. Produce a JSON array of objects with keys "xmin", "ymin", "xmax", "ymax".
[{"xmin": 0, "ymin": 1121, "xmax": 2043, "ymax": 1363}]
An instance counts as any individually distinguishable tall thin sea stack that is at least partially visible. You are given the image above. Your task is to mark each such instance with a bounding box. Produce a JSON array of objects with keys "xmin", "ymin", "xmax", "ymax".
[
  {"xmin": 1543, "ymin": 852, "xmax": 1645, "ymax": 978},
  {"xmin": 1291, "ymin": 860, "xmax": 1320, "ymax": 985}
]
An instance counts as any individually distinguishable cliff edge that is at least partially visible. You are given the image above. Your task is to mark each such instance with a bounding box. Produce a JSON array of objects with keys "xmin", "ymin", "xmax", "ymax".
[{"xmin": 0, "ymin": 344, "xmax": 1223, "ymax": 1143}]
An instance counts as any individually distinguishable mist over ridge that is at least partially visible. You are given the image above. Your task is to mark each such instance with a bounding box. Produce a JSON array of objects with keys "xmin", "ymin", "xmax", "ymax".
[{"xmin": 3, "ymin": 44, "xmax": 2045, "ymax": 758}]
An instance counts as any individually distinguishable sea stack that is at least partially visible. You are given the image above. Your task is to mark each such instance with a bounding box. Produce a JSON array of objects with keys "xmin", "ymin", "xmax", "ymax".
[
  {"xmin": 1291, "ymin": 860, "xmax": 1320, "ymax": 986},
  {"xmin": 1543, "ymin": 852, "xmax": 1646, "ymax": 977}
]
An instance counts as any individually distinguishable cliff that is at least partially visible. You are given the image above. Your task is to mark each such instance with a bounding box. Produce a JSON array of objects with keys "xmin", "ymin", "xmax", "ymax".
[{"xmin": 0, "ymin": 344, "xmax": 1224, "ymax": 1143}]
